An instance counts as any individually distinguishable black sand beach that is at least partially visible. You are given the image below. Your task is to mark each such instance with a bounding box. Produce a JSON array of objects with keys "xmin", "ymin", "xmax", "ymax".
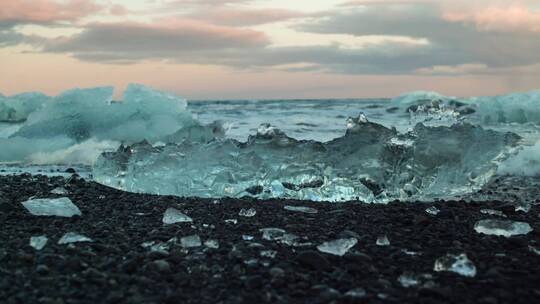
[{"xmin": 1, "ymin": 174, "xmax": 539, "ymax": 303}]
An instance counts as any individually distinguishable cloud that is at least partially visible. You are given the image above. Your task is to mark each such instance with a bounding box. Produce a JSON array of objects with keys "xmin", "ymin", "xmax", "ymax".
[
  {"xmin": 42, "ymin": 20, "xmax": 270, "ymax": 63},
  {"xmin": 187, "ymin": 8, "xmax": 306, "ymax": 26},
  {"xmin": 0, "ymin": 0, "xmax": 102, "ymax": 25}
]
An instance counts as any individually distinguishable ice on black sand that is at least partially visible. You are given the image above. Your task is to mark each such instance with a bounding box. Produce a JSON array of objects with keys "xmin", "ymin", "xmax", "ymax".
[
  {"xmin": 434, "ymin": 253, "xmax": 476, "ymax": 277},
  {"xmin": 30, "ymin": 236, "xmax": 48, "ymax": 250},
  {"xmin": 317, "ymin": 238, "xmax": 358, "ymax": 256},
  {"xmin": 21, "ymin": 197, "xmax": 81, "ymax": 217},
  {"xmin": 58, "ymin": 232, "xmax": 93, "ymax": 245},
  {"xmin": 162, "ymin": 207, "xmax": 192, "ymax": 224},
  {"xmin": 474, "ymin": 219, "xmax": 532, "ymax": 237}
]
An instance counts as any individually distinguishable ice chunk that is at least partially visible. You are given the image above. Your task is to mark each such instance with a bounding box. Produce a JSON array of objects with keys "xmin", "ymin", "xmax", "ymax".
[
  {"xmin": 376, "ymin": 235, "xmax": 390, "ymax": 246},
  {"xmin": 239, "ymin": 208, "xmax": 256, "ymax": 217},
  {"xmin": 480, "ymin": 209, "xmax": 506, "ymax": 217},
  {"xmin": 225, "ymin": 219, "xmax": 237, "ymax": 224},
  {"xmin": 498, "ymin": 142, "xmax": 540, "ymax": 177},
  {"xmin": 0, "ymin": 92, "xmax": 49, "ymax": 123},
  {"xmin": 434, "ymin": 253, "xmax": 476, "ymax": 277},
  {"xmin": 260, "ymin": 228, "xmax": 287, "ymax": 241},
  {"xmin": 398, "ymin": 272, "xmax": 420, "ymax": 288},
  {"xmin": 260, "ymin": 250, "xmax": 277, "ymax": 258},
  {"xmin": 94, "ymin": 120, "xmax": 519, "ymax": 203},
  {"xmin": 21, "ymin": 197, "xmax": 81, "ymax": 217},
  {"xmin": 474, "ymin": 219, "xmax": 532, "ymax": 237},
  {"xmin": 162, "ymin": 208, "xmax": 192, "ymax": 224},
  {"xmin": 242, "ymin": 235, "xmax": 254, "ymax": 241},
  {"xmin": 29, "ymin": 235, "xmax": 48, "ymax": 250},
  {"xmin": 317, "ymin": 238, "xmax": 358, "ymax": 256},
  {"xmin": 529, "ymin": 245, "xmax": 540, "ymax": 256},
  {"xmin": 284, "ymin": 205, "xmax": 318, "ymax": 214},
  {"xmin": 344, "ymin": 288, "xmax": 367, "ymax": 299},
  {"xmin": 58, "ymin": 232, "xmax": 93, "ymax": 244},
  {"xmin": 180, "ymin": 235, "xmax": 202, "ymax": 248},
  {"xmin": 50, "ymin": 187, "xmax": 68, "ymax": 195},
  {"xmin": 425, "ymin": 206, "xmax": 440, "ymax": 215},
  {"xmin": 204, "ymin": 239, "xmax": 219, "ymax": 249}
]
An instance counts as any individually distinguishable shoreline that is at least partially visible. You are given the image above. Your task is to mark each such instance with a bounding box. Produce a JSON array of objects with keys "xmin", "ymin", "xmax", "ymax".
[{"xmin": 1, "ymin": 174, "xmax": 539, "ymax": 303}]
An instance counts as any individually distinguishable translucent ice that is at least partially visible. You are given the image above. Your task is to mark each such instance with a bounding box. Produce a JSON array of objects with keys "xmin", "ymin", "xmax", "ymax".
[
  {"xmin": 260, "ymin": 228, "xmax": 287, "ymax": 241},
  {"xmin": 58, "ymin": 232, "xmax": 93, "ymax": 244},
  {"xmin": 376, "ymin": 235, "xmax": 390, "ymax": 246},
  {"xmin": 29, "ymin": 235, "xmax": 48, "ymax": 250},
  {"xmin": 238, "ymin": 208, "xmax": 256, "ymax": 217},
  {"xmin": 94, "ymin": 120, "xmax": 519, "ymax": 202},
  {"xmin": 474, "ymin": 219, "xmax": 532, "ymax": 237},
  {"xmin": 181, "ymin": 235, "xmax": 202, "ymax": 248},
  {"xmin": 317, "ymin": 238, "xmax": 358, "ymax": 256},
  {"xmin": 284, "ymin": 205, "xmax": 318, "ymax": 214},
  {"xmin": 425, "ymin": 206, "xmax": 440, "ymax": 216},
  {"xmin": 260, "ymin": 250, "xmax": 277, "ymax": 258},
  {"xmin": 21, "ymin": 197, "xmax": 81, "ymax": 217},
  {"xmin": 204, "ymin": 239, "xmax": 219, "ymax": 249},
  {"xmin": 162, "ymin": 208, "xmax": 192, "ymax": 224},
  {"xmin": 480, "ymin": 209, "xmax": 506, "ymax": 217},
  {"xmin": 0, "ymin": 92, "xmax": 49, "ymax": 122},
  {"xmin": 51, "ymin": 187, "xmax": 68, "ymax": 195},
  {"xmin": 434, "ymin": 253, "xmax": 476, "ymax": 277}
]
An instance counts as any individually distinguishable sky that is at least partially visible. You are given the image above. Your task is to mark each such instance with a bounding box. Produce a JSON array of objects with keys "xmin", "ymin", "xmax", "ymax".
[{"xmin": 1, "ymin": 0, "xmax": 540, "ymax": 99}]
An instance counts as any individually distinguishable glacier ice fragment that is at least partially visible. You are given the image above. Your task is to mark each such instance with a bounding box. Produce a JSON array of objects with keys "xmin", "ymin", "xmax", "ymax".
[
  {"xmin": 480, "ymin": 209, "xmax": 506, "ymax": 217},
  {"xmin": 474, "ymin": 219, "xmax": 532, "ymax": 237},
  {"xmin": 162, "ymin": 208, "xmax": 192, "ymax": 224},
  {"xmin": 238, "ymin": 208, "xmax": 256, "ymax": 217},
  {"xmin": 434, "ymin": 253, "xmax": 476, "ymax": 277},
  {"xmin": 21, "ymin": 197, "xmax": 81, "ymax": 217},
  {"xmin": 261, "ymin": 228, "xmax": 287, "ymax": 241},
  {"xmin": 317, "ymin": 238, "xmax": 358, "ymax": 256},
  {"xmin": 344, "ymin": 288, "xmax": 367, "ymax": 299},
  {"xmin": 181, "ymin": 235, "xmax": 202, "ymax": 248},
  {"xmin": 94, "ymin": 120, "xmax": 519, "ymax": 202},
  {"xmin": 260, "ymin": 250, "xmax": 277, "ymax": 258},
  {"xmin": 242, "ymin": 235, "xmax": 254, "ymax": 241},
  {"xmin": 58, "ymin": 232, "xmax": 93, "ymax": 244},
  {"xmin": 204, "ymin": 239, "xmax": 219, "ymax": 249},
  {"xmin": 376, "ymin": 235, "xmax": 390, "ymax": 246},
  {"xmin": 50, "ymin": 187, "xmax": 68, "ymax": 195},
  {"xmin": 425, "ymin": 206, "xmax": 440, "ymax": 216},
  {"xmin": 29, "ymin": 235, "xmax": 48, "ymax": 250},
  {"xmin": 284, "ymin": 205, "xmax": 318, "ymax": 214}
]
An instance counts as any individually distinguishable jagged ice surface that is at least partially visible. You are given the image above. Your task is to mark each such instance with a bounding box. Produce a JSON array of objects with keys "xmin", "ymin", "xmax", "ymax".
[{"xmin": 93, "ymin": 117, "xmax": 519, "ymax": 202}]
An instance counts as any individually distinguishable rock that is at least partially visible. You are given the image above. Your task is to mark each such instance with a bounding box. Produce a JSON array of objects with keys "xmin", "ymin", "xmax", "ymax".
[
  {"xmin": 296, "ymin": 251, "xmax": 331, "ymax": 270},
  {"xmin": 151, "ymin": 260, "xmax": 171, "ymax": 274}
]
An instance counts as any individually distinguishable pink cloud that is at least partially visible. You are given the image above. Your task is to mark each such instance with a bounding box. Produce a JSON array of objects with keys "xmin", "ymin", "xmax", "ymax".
[
  {"xmin": 0, "ymin": 0, "xmax": 102, "ymax": 24},
  {"xmin": 189, "ymin": 8, "xmax": 306, "ymax": 26},
  {"xmin": 109, "ymin": 4, "xmax": 129, "ymax": 16},
  {"xmin": 443, "ymin": 4, "xmax": 540, "ymax": 33}
]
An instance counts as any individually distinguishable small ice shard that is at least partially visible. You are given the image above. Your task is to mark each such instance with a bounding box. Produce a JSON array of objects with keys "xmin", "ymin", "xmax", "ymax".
[
  {"xmin": 162, "ymin": 208, "xmax": 192, "ymax": 224},
  {"xmin": 280, "ymin": 233, "xmax": 300, "ymax": 246},
  {"xmin": 529, "ymin": 245, "xmax": 540, "ymax": 255},
  {"xmin": 284, "ymin": 205, "xmax": 318, "ymax": 214},
  {"xmin": 425, "ymin": 206, "xmax": 440, "ymax": 216},
  {"xmin": 260, "ymin": 250, "xmax": 277, "ymax": 258},
  {"xmin": 398, "ymin": 272, "xmax": 420, "ymax": 288},
  {"xmin": 180, "ymin": 235, "xmax": 202, "ymax": 248},
  {"xmin": 141, "ymin": 239, "xmax": 175, "ymax": 253},
  {"xmin": 261, "ymin": 228, "xmax": 287, "ymax": 241},
  {"xmin": 58, "ymin": 232, "xmax": 93, "ymax": 245},
  {"xmin": 474, "ymin": 219, "xmax": 532, "ymax": 237},
  {"xmin": 242, "ymin": 235, "xmax": 254, "ymax": 241},
  {"xmin": 244, "ymin": 258, "xmax": 258, "ymax": 266},
  {"xmin": 402, "ymin": 249, "xmax": 421, "ymax": 256},
  {"xmin": 317, "ymin": 238, "xmax": 358, "ymax": 256},
  {"xmin": 344, "ymin": 288, "xmax": 367, "ymax": 299},
  {"xmin": 239, "ymin": 208, "xmax": 256, "ymax": 217},
  {"xmin": 376, "ymin": 235, "xmax": 390, "ymax": 246},
  {"xmin": 225, "ymin": 219, "xmax": 238, "ymax": 224},
  {"xmin": 434, "ymin": 253, "xmax": 476, "ymax": 277},
  {"xmin": 515, "ymin": 202, "xmax": 531, "ymax": 213},
  {"xmin": 480, "ymin": 209, "xmax": 506, "ymax": 217},
  {"xmin": 50, "ymin": 187, "xmax": 68, "ymax": 195},
  {"xmin": 21, "ymin": 197, "xmax": 81, "ymax": 217},
  {"xmin": 204, "ymin": 239, "xmax": 219, "ymax": 249},
  {"xmin": 29, "ymin": 235, "xmax": 48, "ymax": 250}
]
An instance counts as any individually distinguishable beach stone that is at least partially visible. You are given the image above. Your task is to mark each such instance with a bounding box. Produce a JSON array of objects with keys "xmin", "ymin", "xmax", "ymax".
[
  {"xmin": 296, "ymin": 251, "xmax": 331, "ymax": 270},
  {"xmin": 151, "ymin": 260, "xmax": 171, "ymax": 274}
]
